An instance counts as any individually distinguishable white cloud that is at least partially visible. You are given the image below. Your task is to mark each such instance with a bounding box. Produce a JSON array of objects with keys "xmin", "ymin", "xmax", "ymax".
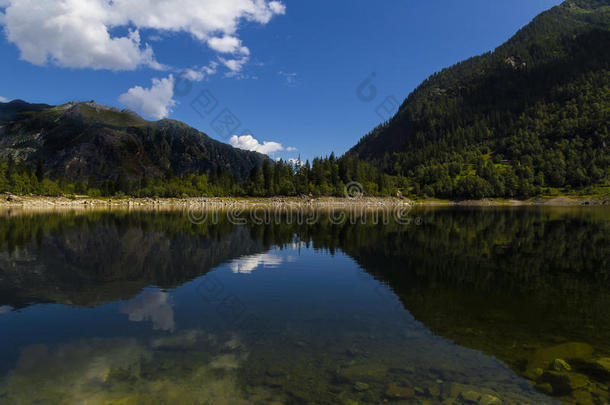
[
  {"xmin": 182, "ymin": 68, "xmax": 206, "ymax": 82},
  {"xmin": 207, "ymin": 36, "xmax": 248, "ymax": 55},
  {"xmin": 120, "ymin": 290, "xmax": 175, "ymax": 331},
  {"xmin": 229, "ymin": 253, "xmax": 283, "ymax": 274},
  {"xmin": 202, "ymin": 62, "xmax": 219, "ymax": 76},
  {"xmin": 0, "ymin": 96, "xmax": 8, "ymax": 102},
  {"xmin": 220, "ymin": 56, "xmax": 250, "ymax": 76},
  {"xmin": 268, "ymin": 1, "xmax": 286, "ymax": 15},
  {"xmin": 287, "ymin": 158, "xmax": 303, "ymax": 167},
  {"xmin": 0, "ymin": 0, "xmax": 285, "ymax": 71},
  {"xmin": 286, "ymin": 146, "xmax": 297, "ymax": 151},
  {"xmin": 181, "ymin": 61, "xmax": 218, "ymax": 82},
  {"xmin": 229, "ymin": 134, "xmax": 290, "ymax": 155},
  {"xmin": 278, "ymin": 71, "xmax": 298, "ymax": 86},
  {"xmin": 119, "ymin": 74, "xmax": 176, "ymax": 119}
]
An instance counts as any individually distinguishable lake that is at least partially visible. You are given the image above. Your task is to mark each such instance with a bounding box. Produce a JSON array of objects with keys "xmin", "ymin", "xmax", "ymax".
[{"xmin": 0, "ymin": 207, "xmax": 608, "ymax": 404}]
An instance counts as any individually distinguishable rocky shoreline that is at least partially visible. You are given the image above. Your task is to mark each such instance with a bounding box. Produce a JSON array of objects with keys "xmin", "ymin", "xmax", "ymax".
[{"xmin": 0, "ymin": 194, "xmax": 608, "ymax": 210}]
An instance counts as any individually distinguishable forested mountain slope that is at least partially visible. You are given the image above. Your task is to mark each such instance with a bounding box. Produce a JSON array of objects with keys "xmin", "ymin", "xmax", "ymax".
[
  {"xmin": 348, "ymin": 0, "xmax": 610, "ymax": 198},
  {"xmin": 0, "ymin": 100, "xmax": 267, "ymax": 188}
]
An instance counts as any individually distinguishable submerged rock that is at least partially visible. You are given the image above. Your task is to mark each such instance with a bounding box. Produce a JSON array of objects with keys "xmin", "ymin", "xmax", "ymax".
[
  {"xmin": 527, "ymin": 342, "xmax": 593, "ymax": 375},
  {"xmin": 263, "ymin": 375, "xmax": 284, "ymax": 388},
  {"xmin": 539, "ymin": 371, "xmax": 589, "ymax": 396},
  {"xmin": 459, "ymin": 390, "xmax": 481, "ymax": 403},
  {"xmin": 478, "ymin": 394, "xmax": 502, "ymax": 405},
  {"xmin": 385, "ymin": 383, "xmax": 415, "ymax": 399},
  {"xmin": 597, "ymin": 358, "xmax": 610, "ymax": 375},
  {"xmin": 552, "ymin": 358, "xmax": 572, "ymax": 372},
  {"xmin": 571, "ymin": 390, "xmax": 595, "ymax": 405},
  {"xmin": 209, "ymin": 354, "xmax": 242, "ymax": 370},
  {"xmin": 425, "ymin": 384, "xmax": 441, "ymax": 397},
  {"xmin": 535, "ymin": 382, "xmax": 554, "ymax": 396},
  {"xmin": 570, "ymin": 357, "xmax": 610, "ymax": 381},
  {"xmin": 265, "ymin": 367, "xmax": 286, "ymax": 378},
  {"xmin": 338, "ymin": 363, "xmax": 388, "ymax": 382},
  {"xmin": 524, "ymin": 367, "xmax": 544, "ymax": 380},
  {"xmin": 353, "ymin": 381, "xmax": 369, "ymax": 391}
]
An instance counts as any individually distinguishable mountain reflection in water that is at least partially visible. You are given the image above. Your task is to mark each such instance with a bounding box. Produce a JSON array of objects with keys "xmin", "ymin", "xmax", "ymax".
[{"xmin": 0, "ymin": 207, "xmax": 607, "ymax": 405}]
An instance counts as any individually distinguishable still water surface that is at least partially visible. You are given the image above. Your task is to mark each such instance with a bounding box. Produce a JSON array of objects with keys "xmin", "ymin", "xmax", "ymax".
[{"xmin": 0, "ymin": 207, "xmax": 608, "ymax": 404}]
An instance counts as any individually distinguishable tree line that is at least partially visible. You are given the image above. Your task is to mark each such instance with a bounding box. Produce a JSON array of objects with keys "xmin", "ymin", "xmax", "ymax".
[{"xmin": 0, "ymin": 154, "xmax": 406, "ymax": 198}]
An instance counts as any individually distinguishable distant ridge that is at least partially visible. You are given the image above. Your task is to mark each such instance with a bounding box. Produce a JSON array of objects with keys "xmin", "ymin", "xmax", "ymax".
[{"xmin": 0, "ymin": 99, "xmax": 268, "ymax": 183}]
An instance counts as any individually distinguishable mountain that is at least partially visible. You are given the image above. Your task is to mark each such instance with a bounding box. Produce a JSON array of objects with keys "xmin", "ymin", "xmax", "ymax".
[
  {"xmin": 0, "ymin": 99, "xmax": 268, "ymax": 183},
  {"xmin": 347, "ymin": 0, "xmax": 610, "ymax": 198}
]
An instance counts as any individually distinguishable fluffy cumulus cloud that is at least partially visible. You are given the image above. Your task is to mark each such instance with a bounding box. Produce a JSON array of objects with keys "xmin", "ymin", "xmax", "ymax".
[
  {"xmin": 0, "ymin": 96, "xmax": 8, "ymax": 102},
  {"xmin": 0, "ymin": 0, "xmax": 285, "ymax": 71},
  {"xmin": 119, "ymin": 75, "xmax": 176, "ymax": 119},
  {"xmin": 229, "ymin": 134, "xmax": 292, "ymax": 155}
]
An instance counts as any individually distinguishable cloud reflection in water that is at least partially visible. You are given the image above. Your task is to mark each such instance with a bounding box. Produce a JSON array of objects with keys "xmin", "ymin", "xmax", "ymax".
[
  {"xmin": 229, "ymin": 253, "xmax": 284, "ymax": 274},
  {"xmin": 120, "ymin": 290, "xmax": 175, "ymax": 331}
]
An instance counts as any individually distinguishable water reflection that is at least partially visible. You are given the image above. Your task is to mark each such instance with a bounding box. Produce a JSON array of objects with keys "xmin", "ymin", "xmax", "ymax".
[
  {"xmin": 120, "ymin": 289, "xmax": 175, "ymax": 331},
  {"xmin": 229, "ymin": 253, "xmax": 284, "ymax": 274},
  {"xmin": 0, "ymin": 208, "xmax": 607, "ymax": 404},
  {"xmin": 0, "ymin": 212, "xmax": 266, "ymax": 308}
]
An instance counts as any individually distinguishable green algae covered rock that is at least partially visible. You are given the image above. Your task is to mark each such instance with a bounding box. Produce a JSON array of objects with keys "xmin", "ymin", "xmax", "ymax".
[{"xmin": 552, "ymin": 358, "xmax": 572, "ymax": 372}]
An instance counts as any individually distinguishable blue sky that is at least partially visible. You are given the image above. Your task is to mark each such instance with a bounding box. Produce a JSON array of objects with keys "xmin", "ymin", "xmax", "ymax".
[{"xmin": 0, "ymin": 0, "xmax": 562, "ymax": 162}]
